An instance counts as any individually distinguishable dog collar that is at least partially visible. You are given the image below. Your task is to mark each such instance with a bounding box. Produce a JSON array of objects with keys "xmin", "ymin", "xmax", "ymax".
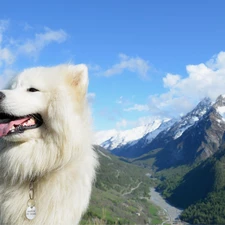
[{"xmin": 26, "ymin": 179, "xmax": 36, "ymax": 220}]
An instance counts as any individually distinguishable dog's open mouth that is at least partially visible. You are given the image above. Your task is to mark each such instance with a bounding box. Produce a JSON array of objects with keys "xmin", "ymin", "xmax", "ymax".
[{"xmin": 0, "ymin": 113, "xmax": 43, "ymax": 137}]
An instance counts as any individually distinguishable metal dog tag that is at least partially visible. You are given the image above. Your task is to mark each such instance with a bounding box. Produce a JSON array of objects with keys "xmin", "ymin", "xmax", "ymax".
[{"xmin": 26, "ymin": 206, "xmax": 36, "ymax": 220}]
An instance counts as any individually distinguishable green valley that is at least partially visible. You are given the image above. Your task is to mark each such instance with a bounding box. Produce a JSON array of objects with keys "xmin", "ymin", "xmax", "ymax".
[
  {"xmin": 152, "ymin": 144, "xmax": 225, "ymax": 224},
  {"xmin": 81, "ymin": 146, "xmax": 164, "ymax": 224}
]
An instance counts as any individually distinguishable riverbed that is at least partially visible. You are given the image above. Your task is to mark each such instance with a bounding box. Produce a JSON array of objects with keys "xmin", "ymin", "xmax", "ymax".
[{"xmin": 150, "ymin": 188, "xmax": 183, "ymax": 222}]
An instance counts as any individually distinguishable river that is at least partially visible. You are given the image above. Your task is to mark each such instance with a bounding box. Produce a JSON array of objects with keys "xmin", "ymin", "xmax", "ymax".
[{"xmin": 150, "ymin": 187, "xmax": 183, "ymax": 222}]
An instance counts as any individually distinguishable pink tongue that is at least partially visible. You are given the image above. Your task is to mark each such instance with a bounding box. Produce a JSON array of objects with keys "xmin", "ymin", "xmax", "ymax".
[{"xmin": 0, "ymin": 118, "xmax": 30, "ymax": 137}]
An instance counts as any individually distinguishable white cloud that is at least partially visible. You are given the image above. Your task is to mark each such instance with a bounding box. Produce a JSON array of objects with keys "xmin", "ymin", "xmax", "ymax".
[
  {"xmin": 23, "ymin": 22, "xmax": 33, "ymax": 31},
  {"xmin": 0, "ymin": 20, "xmax": 9, "ymax": 44},
  {"xmin": 115, "ymin": 96, "xmax": 132, "ymax": 106},
  {"xmin": 124, "ymin": 104, "xmax": 149, "ymax": 112},
  {"xmin": 0, "ymin": 47, "xmax": 14, "ymax": 66},
  {"xmin": 87, "ymin": 64, "xmax": 101, "ymax": 72},
  {"xmin": 136, "ymin": 116, "xmax": 166, "ymax": 127},
  {"xmin": 0, "ymin": 20, "xmax": 13, "ymax": 67},
  {"xmin": 116, "ymin": 119, "xmax": 128, "ymax": 129},
  {"xmin": 103, "ymin": 53, "xmax": 150, "ymax": 78},
  {"xmin": 163, "ymin": 73, "xmax": 181, "ymax": 88},
  {"xmin": 87, "ymin": 92, "xmax": 96, "ymax": 104},
  {"xmin": 148, "ymin": 93, "xmax": 194, "ymax": 118},
  {"xmin": 0, "ymin": 69, "xmax": 17, "ymax": 89},
  {"xmin": 17, "ymin": 27, "xmax": 68, "ymax": 57},
  {"xmin": 116, "ymin": 96, "xmax": 149, "ymax": 113},
  {"xmin": 116, "ymin": 96, "xmax": 124, "ymax": 104},
  {"xmin": 114, "ymin": 115, "xmax": 167, "ymax": 130},
  {"xmin": 0, "ymin": 20, "xmax": 68, "ymax": 87},
  {"xmin": 0, "ymin": 20, "xmax": 9, "ymax": 32},
  {"xmin": 148, "ymin": 51, "xmax": 225, "ymax": 117}
]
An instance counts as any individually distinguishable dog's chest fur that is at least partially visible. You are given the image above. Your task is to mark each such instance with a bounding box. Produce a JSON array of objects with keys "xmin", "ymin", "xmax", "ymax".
[{"xmin": 0, "ymin": 163, "xmax": 92, "ymax": 225}]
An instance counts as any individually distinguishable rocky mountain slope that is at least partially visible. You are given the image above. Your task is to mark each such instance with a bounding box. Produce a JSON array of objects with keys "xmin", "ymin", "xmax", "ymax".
[{"xmin": 150, "ymin": 95, "xmax": 225, "ymax": 169}]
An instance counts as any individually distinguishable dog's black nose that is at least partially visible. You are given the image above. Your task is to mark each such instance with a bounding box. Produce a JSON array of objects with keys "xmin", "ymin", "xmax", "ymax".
[{"xmin": 0, "ymin": 92, "xmax": 5, "ymax": 101}]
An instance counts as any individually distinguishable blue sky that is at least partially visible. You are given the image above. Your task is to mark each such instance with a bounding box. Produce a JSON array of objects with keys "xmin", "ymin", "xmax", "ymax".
[{"xmin": 0, "ymin": 0, "xmax": 225, "ymax": 131}]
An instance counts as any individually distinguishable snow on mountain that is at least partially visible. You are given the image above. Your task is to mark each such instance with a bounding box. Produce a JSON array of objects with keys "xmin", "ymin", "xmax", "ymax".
[
  {"xmin": 95, "ymin": 118, "xmax": 173, "ymax": 151},
  {"xmin": 95, "ymin": 129, "xmax": 118, "ymax": 147},
  {"xmin": 214, "ymin": 95, "xmax": 225, "ymax": 122},
  {"xmin": 138, "ymin": 118, "xmax": 177, "ymax": 146},
  {"xmin": 216, "ymin": 106, "xmax": 225, "ymax": 121},
  {"xmin": 172, "ymin": 97, "xmax": 212, "ymax": 139},
  {"xmin": 95, "ymin": 97, "xmax": 213, "ymax": 157},
  {"xmin": 95, "ymin": 95, "xmax": 225, "ymax": 167}
]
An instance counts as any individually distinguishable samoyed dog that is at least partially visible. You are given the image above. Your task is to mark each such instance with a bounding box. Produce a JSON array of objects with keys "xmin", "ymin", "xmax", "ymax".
[{"xmin": 0, "ymin": 64, "xmax": 98, "ymax": 225}]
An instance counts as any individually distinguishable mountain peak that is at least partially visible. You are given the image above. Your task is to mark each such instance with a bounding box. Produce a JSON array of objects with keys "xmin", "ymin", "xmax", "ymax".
[
  {"xmin": 185, "ymin": 97, "xmax": 211, "ymax": 118},
  {"xmin": 169, "ymin": 97, "xmax": 212, "ymax": 140},
  {"xmin": 213, "ymin": 95, "xmax": 225, "ymax": 122},
  {"xmin": 213, "ymin": 95, "xmax": 225, "ymax": 108}
]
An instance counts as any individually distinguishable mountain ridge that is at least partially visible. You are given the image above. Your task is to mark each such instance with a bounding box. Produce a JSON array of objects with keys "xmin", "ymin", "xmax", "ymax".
[
  {"xmin": 95, "ymin": 118, "xmax": 174, "ymax": 151},
  {"xmin": 96, "ymin": 95, "xmax": 225, "ymax": 170}
]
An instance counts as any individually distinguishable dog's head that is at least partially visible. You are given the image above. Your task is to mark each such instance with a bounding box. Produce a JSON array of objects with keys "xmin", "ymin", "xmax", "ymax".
[
  {"xmin": 0, "ymin": 64, "xmax": 92, "ymax": 182},
  {"xmin": 0, "ymin": 64, "xmax": 89, "ymax": 140}
]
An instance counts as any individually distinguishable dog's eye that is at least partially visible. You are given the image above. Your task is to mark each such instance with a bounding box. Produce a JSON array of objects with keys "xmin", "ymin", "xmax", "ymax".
[{"xmin": 27, "ymin": 88, "xmax": 40, "ymax": 92}]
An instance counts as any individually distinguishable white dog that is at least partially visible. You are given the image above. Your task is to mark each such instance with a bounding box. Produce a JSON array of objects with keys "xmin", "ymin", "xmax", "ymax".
[{"xmin": 0, "ymin": 64, "xmax": 98, "ymax": 225}]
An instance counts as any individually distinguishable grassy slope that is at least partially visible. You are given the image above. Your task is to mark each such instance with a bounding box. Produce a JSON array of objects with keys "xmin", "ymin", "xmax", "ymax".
[{"xmin": 81, "ymin": 146, "xmax": 163, "ymax": 224}]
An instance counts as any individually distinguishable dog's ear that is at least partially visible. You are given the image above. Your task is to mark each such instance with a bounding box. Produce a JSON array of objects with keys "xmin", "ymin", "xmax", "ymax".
[{"xmin": 67, "ymin": 64, "xmax": 89, "ymax": 97}]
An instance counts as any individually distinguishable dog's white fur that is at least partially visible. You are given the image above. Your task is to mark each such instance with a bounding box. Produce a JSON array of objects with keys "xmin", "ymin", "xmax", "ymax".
[{"xmin": 0, "ymin": 64, "xmax": 98, "ymax": 225}]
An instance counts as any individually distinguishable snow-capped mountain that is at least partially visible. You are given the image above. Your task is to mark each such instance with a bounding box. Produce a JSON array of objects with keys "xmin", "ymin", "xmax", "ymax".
[
  {"xmin": 142, "ymin": 95, "xmax": 225, "ymax": 169},
  {"xmin": 96, "ymin": 95, "xmax": 225, "ymax": 168},
  {"xmin": 156, "ymin": 97, "xmax": 212, "ymax": 142},
  {"xmin": 174, "ymin": 97, "xmax": 212, "ymax": 139},
  {"xmin": 100, "ymin": 97, "xmax": 211, "ymax": 158},
  {"xmin": 111, "ymin": 118, "xmax": 177, "ymax": 157},
  {"xmin": 214, "ymin": 94, "xmax": 225, "ymax": 120},
  {"xmin": 95, "ymin": 129, "xmax": 118, "ymax": 148},
  {"xmin": 95, "ymin": 118, "xmax": 174, "ymax": 151}
]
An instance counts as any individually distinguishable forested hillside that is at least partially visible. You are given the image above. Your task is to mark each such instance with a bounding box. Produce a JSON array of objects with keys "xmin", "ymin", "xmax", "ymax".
[
  {"xmin": 81, "ymin": 146, "xmax": 163, "ymax": 224},
  {"xmin": 156, "ymin": 144, "xmax": 225, "ymax": 224}
]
